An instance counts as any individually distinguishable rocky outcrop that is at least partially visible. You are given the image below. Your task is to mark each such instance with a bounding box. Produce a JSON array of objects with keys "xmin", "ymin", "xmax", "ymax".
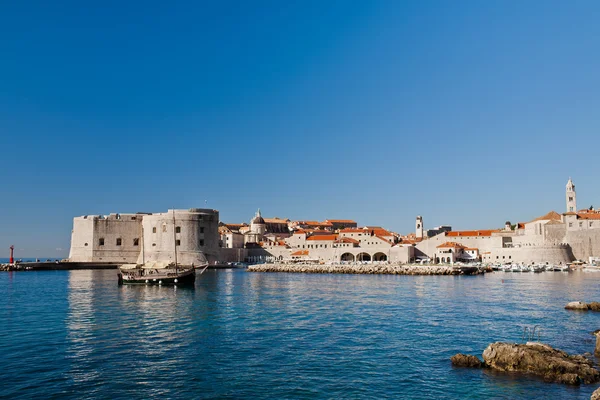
[
  {"xmin": 482, "ymin": 342, "xmax": 600, "ymax": 385},
  {"xmin": 565, "ymin": 301, "xmax": 590, "ymax": 311},
  {"xmin": 248, "ymin": 263, "xmax": 483, "ymax": 275},
  {"xmin": 450, "ymin": 354, "xmax": 483, "ymax": 368},
  {"xmin": 564, "ymin": 301, "xmax": 600, "ymax": 311},
  {"xmin": 592, "ymin": 386, "xmax": 600, "ymax": 400}
]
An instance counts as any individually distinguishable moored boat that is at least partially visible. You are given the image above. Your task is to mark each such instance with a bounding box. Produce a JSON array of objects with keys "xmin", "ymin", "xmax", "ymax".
[{"xmin": 118, "ymin": 261, "xmax": 196, "ymax": 286}]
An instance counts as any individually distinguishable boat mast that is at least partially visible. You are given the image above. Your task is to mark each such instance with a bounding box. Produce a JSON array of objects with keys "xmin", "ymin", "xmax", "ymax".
[{"xmin": 173, "ymin": 209, "xmax": 178, "ymax": 272}]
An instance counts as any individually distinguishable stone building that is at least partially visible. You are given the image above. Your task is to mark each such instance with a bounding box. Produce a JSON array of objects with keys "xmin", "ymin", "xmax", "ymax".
[{"xmin": 69, "ymin": 208, "xmax": 221, "ymax": 266}]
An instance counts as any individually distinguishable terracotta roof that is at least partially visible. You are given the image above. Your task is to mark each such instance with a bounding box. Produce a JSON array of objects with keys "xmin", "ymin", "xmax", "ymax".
[
  {"xmin": 340, "ymin": 228, "xmax": 364, "ymax": 233},
  {"xmin": 326, "ymin": 219, "xmax": 357, "ymax": 223},
  {"xmin": 517, "ymin": 223, "xmax": 525, "ymax": 230},
  {"xmin": 465, "ymin": 247, "xmax": 479, "ymax": 251},
  {"xmin": 290, "ymin": 250, "xmax": 309, "ymax": 256},
  {"xmin": 577, "ymin": 210, "xmax": 600, "ymax": 220},
  {"xmin": 530, "ymin": 211, "xmax": 562, "ymax": 223},
  {"xmin": 334, "ymin": 237, "xmax": 360, "ymax": 244},
  {"xmin": 264, "ymin": 218, "xmax": 290, "ymax": 224},
  {"xmin": 446, "ymin": 230, "xmax": 499, "ymax": 237},
  {"xmin": 306, "ymin": 234, "xmax": 338, "ymax": 241},
  {"xmin": 436, "ymin": 242, "xmax": 466, "ymax": 249}
]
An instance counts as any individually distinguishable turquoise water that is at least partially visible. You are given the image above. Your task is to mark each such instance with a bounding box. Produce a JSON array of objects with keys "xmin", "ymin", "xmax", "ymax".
[{"xmin": 1, "ymin": 269, "xmax": 600, "ymax": 399}]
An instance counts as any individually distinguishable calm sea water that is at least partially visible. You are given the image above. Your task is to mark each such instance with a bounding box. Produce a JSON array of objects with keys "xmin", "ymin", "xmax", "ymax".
[{"xmin": 1, "ymin": 269, "xmax": 600, "ymax": 399}]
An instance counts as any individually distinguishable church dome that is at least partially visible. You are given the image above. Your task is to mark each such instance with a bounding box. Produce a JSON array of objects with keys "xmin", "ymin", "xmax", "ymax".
[{"xmin": 251, "ymin": 209, "xmax": 265, "ymax": 225}]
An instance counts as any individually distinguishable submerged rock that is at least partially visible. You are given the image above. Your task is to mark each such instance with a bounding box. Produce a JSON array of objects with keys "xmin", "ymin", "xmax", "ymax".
[
  {"xmin": 482, "ymin": 342, "xmax": 600, "ymax": 385},
  {"xmin": 565, "ymin": 301, "xmax": 589, "ymax": 311},
  {"xmin": 450, "ymin": 354, "xmax": 483, "ymax": 368}
]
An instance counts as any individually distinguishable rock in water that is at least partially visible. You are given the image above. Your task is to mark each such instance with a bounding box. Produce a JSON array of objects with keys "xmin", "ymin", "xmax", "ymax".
[
  {"xmin": 588, "ymin": 302, "xmax": 600, "ymax": 311},
  {"xmin": 450, "ymin": 354, "xmax": 483, "ymax": 368},
  {"xmin": 482, "ymin": 342, "xmax": 600, "ymax": 385},
  {"xmin": 565, "ymin": 301, "xmax": 589, "ymax": 311},
  {"xmin": 592, "ymin": 386, "xmax": 600, "ymax": 400}
]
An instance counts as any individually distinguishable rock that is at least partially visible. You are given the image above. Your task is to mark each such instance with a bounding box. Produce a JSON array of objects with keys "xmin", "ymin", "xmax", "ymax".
[
  {"xmin": 482, "ymin": 342, "xmax": 600, "ymax": 385},
  {"xmin": 592, "ymin": 386, "xmax": 600, "ymax": 400},
  {"xmin": 594, "ymin": 333, "xmax": 600, "ymax": 357},
  {"xmin": 589, "ymin": 302, "xmax": 600, "ymax": 311},
  {"xmin": 450, "ymin": 353, "xmax": 483, "ymax": 368},
  {"xmin": 565, "ymin": 301, "xmax": 589, "ymax": 311}
]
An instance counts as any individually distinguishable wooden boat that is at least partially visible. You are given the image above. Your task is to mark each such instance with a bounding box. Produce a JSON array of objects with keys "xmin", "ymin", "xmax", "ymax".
[
  {"xmin": 117, "ymin": 209, "xmax": 204, "ymax": 286},
  {"xmin": 118, "ymin": 261, "xmax": 196, "ymax": 286}
]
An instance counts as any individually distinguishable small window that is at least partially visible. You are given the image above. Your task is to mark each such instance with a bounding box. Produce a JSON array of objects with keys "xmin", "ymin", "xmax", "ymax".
[
  {"xmin": 162, "ymin": 224, "xmax": 167, "ymax": 232},
  {"xmin": 99, "ymin": 238, "xmax": 105, "ymax": 246},
  {"xmin": 176, "ymin": 226, "xmax": 181, "ymax": 233},
  {"xmin": 509, "ymin": 256, "xmax": 511, "ymax": 259},
  {"xmin": 579, "ymin": 222, "xmax": 583, "ymax": 227},
  {"xmin": 569, "ymin": 223, "xmax": 573, "ymax": 227},
  {"xmin": 133, "ymin": 238, "xmax": 139, "ymax": 246},
  {"xmin": 200, "ymin": 227, "xmax": 205, "ymax": 234},
  {"xmin": 199, "ymin": 239, "xmax": 204, "ymax": 246},
  {"xmin": 152, "ymin": 243, "xmax": 156, "ymax": 247},
  {"xmin": 116, "ymin": 238, "xmax": 122, "ymax": 246},
  {"xmin": 84, "ymin": 243, "xmax": 88, "ymax": 246},
  {"xmin": 176, "ymin": 240, "xmax": 181, "ymax": 246},
  {"xmin": 131, "ymin": 217, "xmax": 137, "ymax": 220},
  {"xmin": 152, "ymin": 227, "xmax": 157, "ymax": 233}
]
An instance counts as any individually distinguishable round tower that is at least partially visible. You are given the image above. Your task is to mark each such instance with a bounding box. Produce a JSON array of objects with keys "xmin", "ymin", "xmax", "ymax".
[{"xmin": 566, "ymin": 178, "xmax": 577, "ymax": 213}]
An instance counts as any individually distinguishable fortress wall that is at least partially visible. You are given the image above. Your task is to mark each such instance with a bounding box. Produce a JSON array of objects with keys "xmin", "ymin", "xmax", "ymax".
[
  {"xmin": 486, "ymin": 246, "xmax": 572, "ymax": 264},
  {"xmin": 69, "ymin": 214, "xmax": 143, "ymax": 263},
  {"xmin": 68, "ymin": 217, "xmax": 95, "ymax": 261},
  {"xmin": 140, "ymin": 209, "xmax": 220, "ymax": 266},
  {"xmin": 415, "ymin": 233, "xmax": 502, "ymax": 258},
  {"xmin": 563, "ymin": 229, "xmax": 600, "ymax": 260}
]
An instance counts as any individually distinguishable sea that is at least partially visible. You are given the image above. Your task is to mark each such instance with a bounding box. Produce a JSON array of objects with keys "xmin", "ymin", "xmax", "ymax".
[{"xmin": 1, "ymin": 267, "xmax": 600, "ymax": 399}]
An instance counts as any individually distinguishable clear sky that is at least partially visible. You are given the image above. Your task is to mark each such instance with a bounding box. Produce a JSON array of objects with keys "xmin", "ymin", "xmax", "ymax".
[{"xmin": 1, "ymin": 1, "xmax": 600, "ymax": 258}]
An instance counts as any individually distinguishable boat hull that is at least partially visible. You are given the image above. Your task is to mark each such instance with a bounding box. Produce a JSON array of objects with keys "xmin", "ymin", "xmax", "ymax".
[{"xmin": 118, "ymin": 269, "xmax": 196, "ymax": 286}]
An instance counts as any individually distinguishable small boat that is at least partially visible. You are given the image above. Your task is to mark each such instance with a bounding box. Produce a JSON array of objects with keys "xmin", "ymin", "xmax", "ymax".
[{"xmin": 118, "ymin": 262, "xmax": 196, "ymax": 286}]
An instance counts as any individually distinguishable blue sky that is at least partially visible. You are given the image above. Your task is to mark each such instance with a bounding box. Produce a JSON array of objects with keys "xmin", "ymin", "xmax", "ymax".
[{"xmin": 1, "ymin": 1, "xmax": 599, "ymax": 257}]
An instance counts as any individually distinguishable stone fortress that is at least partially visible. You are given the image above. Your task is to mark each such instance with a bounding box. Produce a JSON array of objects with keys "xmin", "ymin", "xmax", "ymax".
[{"xmin": 68, "ymin": 179, "xmax": 600, "ymax": 266}]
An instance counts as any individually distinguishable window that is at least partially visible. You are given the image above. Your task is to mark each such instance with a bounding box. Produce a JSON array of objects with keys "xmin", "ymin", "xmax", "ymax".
[
  {"xmin": 84, "ymin": 243, "xmax": 88, "ymax": 246},
  {"xmin": 176, "ymin": 226, "xmax": 181, "ymax": 233},
  {"xmin": 162, "ymin": 224, "xmax": 167, "ymax": 232},
  {"xmin": 152, "ymin": 227, "xmax": 157, "ymax": 233},
  {"xmin": 116, "ymin": 238, "xmax": 122, "ymax": 246},
  {"xmin": 200, "ymin": 227, "xmax": 204, "ymax": 234},
  {"xmin": 131, "ymin": 217, "xmax": 137, "ymax": 220},
  {"xmin": 569, "ymin": 223, "xmax": 573, "ymax": 227},
  {"xmin": 133, "ymin": 238, "xmax": 139, "ymax": 246},
  {"xmin": 176, "ymin": 240, "xmax": 181, "ymax": 246},
  {"xmin": 579, "ymin": 222, "xmax": 583, "ymax": 227},
  {"xmin": 199, "ymin": 239, "xmax": 204, "ymax": 246},
  {"xmin": 152, "ymin": 243, "xmax": 156, "ymax": 247},
  {"xmin": 509, "ymin": 256, "xmax": 511, "ymax": 259},
  {"xmin": 99, "ymin": 238, "xmax": 105, "ymax": 246}
]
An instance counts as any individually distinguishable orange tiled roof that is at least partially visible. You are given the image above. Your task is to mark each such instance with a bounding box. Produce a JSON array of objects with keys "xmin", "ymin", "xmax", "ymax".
[
  {"xmin": 375, "ymin": 235, "xmax": 393, "ymax": 245},
  {"xmin": 465, "ymin": 247, "xmax": 479, "ymax": 251},
  {"xmin": 340, "ymin": 228, "xmax": 364, "ymax": 233},
  {"xmin": 264, "ymin": 218, "xmax": 290, "ymax": 224},
  {"xmin": 326, "ymin": 219, "xmax": 357, "ymax": 223},
  {"xmin": 446, "ymin": 230, "xmax": 499, "ymax": 237},
  {"xmin": 291, "ymin": 250, "xmax": 309, "ymax": 256},
  {"xmin": 530, "ymin": 211, "xmax": 562, "ymax": 223},
  {"xmin": 436, "ymin": 242, "xmax": 466, "ymax": 249},
  {"xmin": 576, "ymin": 210, "xmax": 600, "ymax": 220},
  {"xmin": 306, "ymin": 234, "xmax": 338, "ymax": 241},
  {"xmin": 335, "ymin": 237, "xmax": 360, "ymax": 244}
]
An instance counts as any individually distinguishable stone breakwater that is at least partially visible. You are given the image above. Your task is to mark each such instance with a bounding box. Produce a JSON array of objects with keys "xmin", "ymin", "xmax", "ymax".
[{"xmin": 247, "ymin": 263, "xmax": 482, "ymax": 275}]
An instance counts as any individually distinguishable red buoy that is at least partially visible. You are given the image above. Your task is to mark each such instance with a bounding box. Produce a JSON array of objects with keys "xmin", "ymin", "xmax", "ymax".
[{"xmin": 9, "ymin": 245, "xmax": 14, "ymax": 264}]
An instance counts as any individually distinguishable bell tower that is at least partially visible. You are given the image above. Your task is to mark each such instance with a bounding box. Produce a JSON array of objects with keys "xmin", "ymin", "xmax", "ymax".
[
  {"xmin": 415, "ymin": 216, "xmax": 424, "ymax": 239},
  {"xmin": 566, "ymin": 178, "xmax": 577, "ymax": 213}
]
